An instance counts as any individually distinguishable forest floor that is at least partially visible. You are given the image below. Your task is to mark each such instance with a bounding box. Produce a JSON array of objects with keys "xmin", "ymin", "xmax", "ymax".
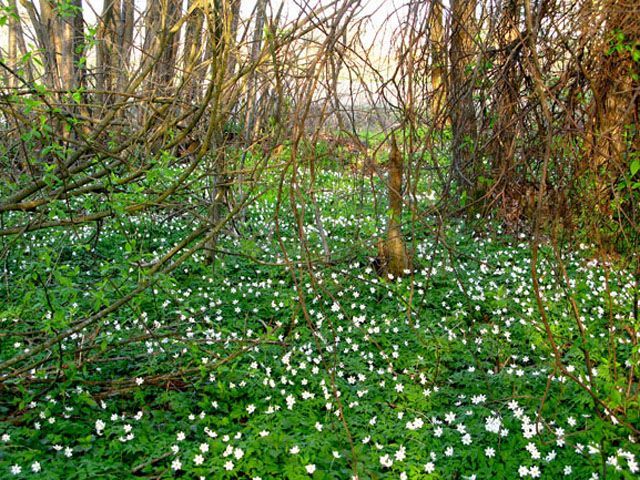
[{"xmin": 1, "ymin": 170, "xmax": 639, "ymax": 479}]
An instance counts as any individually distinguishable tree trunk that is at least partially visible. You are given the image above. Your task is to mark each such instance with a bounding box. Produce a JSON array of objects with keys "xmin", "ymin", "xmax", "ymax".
[
  {"xmin": 489, "ymin": 0, "xmax": 522, "ymax": 214},
  {"xmin": 244, "ymin": 0, "xmax": 267, "ymax": 141},
  {"xmin": 71, "ymin": 0, "xmax": 84, "ymax": 89},
  {"xmin": 385, "ymin": 135, "xmax": 409, "ymax": 277},
  {"xmin": 585, "ymin": 0, "xmax": 637, "ymax": 245},
  {"xmin": 205, "ymin": 0, "xmax": 242, "ymax": 268},
  {"xmin": 7, "ymin": 0, "xmax": 33, "ymax": 83},
  {"xmin": 429, "ymin": 0, "xmax": 446, "ymax": 125},
  {"xmin": 183, "ymin": 0, "xmax": 206, "ymax": 105},
  {"xmin": 118, "ymin": 0, "xmax": 135, "ymax": 91},
  {"xmin": 58, "ymin": 4, "xmax": 75, "ymax": 88},
  {"xmin": 6, "ymin": 0, "xmax": 18, "ymax": 88},
  {"xmin": 97, "ymin": 0, "xmax": 121, "ymax": 104},
  {"xmin": 19, "ymin": 1, "xmax": 60, "ymax": 90},
  {"xmin": 449, "ymin": 0, "xmax": 478, "ymax": 195},
  {"xmin": 153, "ymin": 0, "xmax": 181, "ymax": 92}
]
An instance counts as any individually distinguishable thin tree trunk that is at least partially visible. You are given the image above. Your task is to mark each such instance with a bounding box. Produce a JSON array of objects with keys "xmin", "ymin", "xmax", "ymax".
[
  {"xmin": 183, "ymin": 0, "xmax": 206, "ymax": 105},
  {"xmin": 19, "ymin": 0, "xmax": 60, "ymax": 90},
  {"xmin": 245, "ymin": 0, "xmax": 266, "ymax": 140},
  {"xmin": 97, "ymin": 0, "xmax": 121, "ymax": 104},
  {"xmin": 58, "ymin": 5, "xmax": 75, "ymax": 88},
  {"xmin": 118, "ymin": 0, "xmax": 134, "ymax": 91},
  {"xmin": 205, "ymin": 0, "xmax": 242, "ymax": 268},
  {"xmin": 7, "ymin": 0, "xmax": 33, "ymax": 83},
  {"xmin": 386, "ymin": 136, "xmax": 408, "ymax": 277},
  {"xmin": 6, "ymin": 0, "xmax": 18, "ymax": 88},
  {"xmin": 71, "ymin": 0, "xmax": 84, "ymax": 89},
  {"xmin": 489, "ymin": 0, "xmax": 521, "ymax": 213},
  {"xmin": 429, "ymin": 0, "xmax": 445, "ymax": 125},
  {"xmin": 449, "ymin": 0, "xmax": 478, "ymax": 195},
  {"xmin": 150, "ymin": 0, "xmax": 181, "ymax": 94}
]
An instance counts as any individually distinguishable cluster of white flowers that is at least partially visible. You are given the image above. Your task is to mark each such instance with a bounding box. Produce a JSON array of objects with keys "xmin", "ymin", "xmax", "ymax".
[{"xmin": 5, "ymin": 205, "xmax": 640, "ymax": 480}]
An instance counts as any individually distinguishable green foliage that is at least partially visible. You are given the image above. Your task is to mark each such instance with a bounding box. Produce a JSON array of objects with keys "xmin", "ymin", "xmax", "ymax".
[{"xmin": 1, "ymin": 167, "xmax": 639, "ymax": 480}]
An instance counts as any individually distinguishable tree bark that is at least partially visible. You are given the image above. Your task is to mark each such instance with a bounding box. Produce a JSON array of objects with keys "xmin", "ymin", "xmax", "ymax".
[
  {"xmin": 586, "ymin": 0, "xmax": 637, "ymax": 242},
  {"xmin": 385, "ymin": 135, "xmax": 409, "ymax": 277},
  {"xmin": 6, "ymin": 0, "xmax": 33, "ymax": 83},
  {"xmin": 489, "ymin": 0, "xmax": 522, "ymax": 213},
  {"xmin": 244, "ymin": 0, "xmax": 267, "ymax": 140},
  {"xmin": 183, "ymin": 0, "xmax": 206, "ymax": 104},
  {"xmin": 97, "ymin": 0, "xmax": 121, "ymax": 104},
  {"xmin": 429, "ymin": 0, "xmax": 446, "ymax": 125},
  {"xmin": 449, "ymin": 0, "xmax": 478, "ymax": 195},
  {"xmin": 205, "ymin": 0, "xmax": 243, "ymax": 268}
]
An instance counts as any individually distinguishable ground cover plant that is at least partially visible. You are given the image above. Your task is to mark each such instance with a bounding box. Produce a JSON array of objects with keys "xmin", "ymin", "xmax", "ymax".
[
  {"xmin": 1, "ymin": 170, "xmax": 639, "ymax": 478},
  {"xmin": 1, "ymin": 0, "xmax": 639, "ymax": 479}
]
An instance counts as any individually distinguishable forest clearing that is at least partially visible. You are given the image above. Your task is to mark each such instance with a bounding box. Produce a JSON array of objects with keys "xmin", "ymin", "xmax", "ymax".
[{"xmin": 0, "ymin": 1, "xmax": 639, "ymax": 479}]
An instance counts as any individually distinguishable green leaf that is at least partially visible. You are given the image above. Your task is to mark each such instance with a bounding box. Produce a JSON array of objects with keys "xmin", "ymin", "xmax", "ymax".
[{"xmin": 630, "ymin": 159, "xmax": 640, "ymax": 176}]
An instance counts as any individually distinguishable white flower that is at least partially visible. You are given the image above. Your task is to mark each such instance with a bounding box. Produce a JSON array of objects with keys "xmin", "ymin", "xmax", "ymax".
[
  {"xmin": 224, "ymin": 460, "xmax": 234, "ymax": 471},
  {"xmin": 445, "ymin": 446, "xmax": 454, "ymax": 457},
  {"xmin": 176, "ymin": 431, "xmax": 185, "ymax": 441},
  {"xmin": 223, "ymin": 445, "xmax": 234, "ymax": 457},
  {"xmin": 445, "ymin": 412, "xmax": 456, "ymax": 424},
  {"xmin": 247, "ymin": 404, "xmax": 256, "ymax": 414},
  {"xmin": 485, "ymin": 415, "xmax": 502, "ymax": 434},
  {"xmin": 305, "ymin": 464, "xmax": 316, "ymax": 474},
  {"xmin": 290, "ymin": 445, "xmax": 300, "ymax": 454},
  {"xmin": 518, "ymin": 465, "xmax": 529, "ymax": 477},
  {"xmin": 2, "ymin": 434, "xmax": 10, "ymax": 442},
  {"xmin": 193, "ymin": 454, "xmax": 204, "ymax": 465},
  {"xmin": 461, "ymin": 433, "xmax": 472, "ymax": 445},
  {"xmin": 171, "ymin": 458, "xmax": 182, "ymax": 471},
  {"xmin": 199, "ymin": 443, "xmax": 209, "ymax": 453},
  {"xmin": 424, "ymin": 461, "xmax": 435, "ymax": 473},
  {"xmin": 234, "ymin": 447, "xmax": 244, "ymax": 460},
  {"xmin": 380, "ymin": 454, "xmax": 393, "ymax": 468},
  {"xmin": 31, "ymin": 462, "xmax": 41, "ymax": 473},
  {"xmin": 394, "ymin": 445, "xmax": 406, "ymax": 462},
  {"xmin": 135, "ymin": 377, "xmax": 144, "ymax": 385},
  {"xmin": 406, "ymin": 417, "xmax": 424, "ymax": 430},
  {"xmin": 529, "ymin": 465, "xmax": 541, "ymax": 478},
  {"xmin": 526, "ymin": 442, "xmax": 541, "ymax": 460},
  {"xmin": 563, "ymin": 466, "xmax": 572, "ymax": 475},
  {"xmin": 10, "ymin": 465, "xmax": 21, "ymax": 475},
  {"xmin": 485, "ymin": 447, "xmax": 495, "ymax": 458},
  {"xmin": 96, "ymin": 419, "xmax": 105, "ymax": 435}
]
